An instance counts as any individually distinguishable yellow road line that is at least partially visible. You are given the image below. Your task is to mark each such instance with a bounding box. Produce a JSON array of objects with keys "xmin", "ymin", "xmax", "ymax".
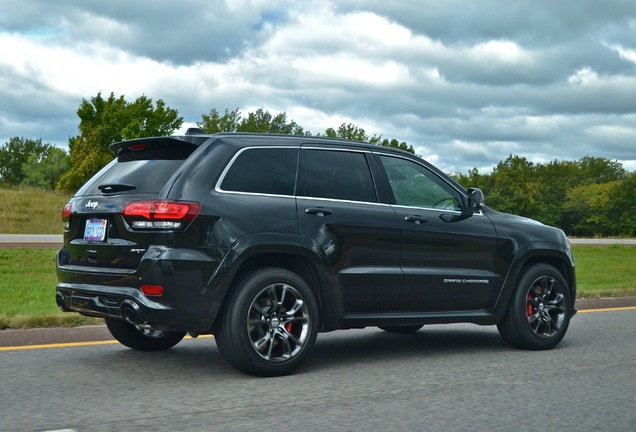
[
  {"xmin": 0, "ymin": 334, "xmax": 213, "ymax": 352},
  {"xmin": 0, "ymin": 340, "xmax": 119, "ymax": 351},
  {"xmin": 578, "ymin": 306, "xmax": 636, "ymax": 313}
]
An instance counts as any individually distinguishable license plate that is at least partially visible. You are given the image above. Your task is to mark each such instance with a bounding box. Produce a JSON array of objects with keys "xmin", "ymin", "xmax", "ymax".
[{"xmin": 84, "ymin": 219, "xmax": 108, "ymax": 241}]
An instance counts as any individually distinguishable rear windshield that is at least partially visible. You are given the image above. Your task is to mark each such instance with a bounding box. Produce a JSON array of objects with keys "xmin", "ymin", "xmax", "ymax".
[{"xmin": 75, "ymin": 146, "xmax": 194, "ymax": 196}]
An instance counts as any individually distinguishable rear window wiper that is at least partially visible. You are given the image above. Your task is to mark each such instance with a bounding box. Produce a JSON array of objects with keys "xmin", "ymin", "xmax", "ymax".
[{"xmin": 98, "ymin": 183, "xmax": 137, "ymax": 193}]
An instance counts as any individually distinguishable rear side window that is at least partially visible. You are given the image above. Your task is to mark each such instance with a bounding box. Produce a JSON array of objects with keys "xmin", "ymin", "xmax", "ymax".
[
  {"xmin": 298, "ymin": 149, "xmax": 377, "ymax": 203},
  {"xmin": 219, "ymin": 148, "xmax": 298, "ymax": 196},
  {"xmin": 75, "ymin": 144, "xmax": 195, "ymax": 196}
]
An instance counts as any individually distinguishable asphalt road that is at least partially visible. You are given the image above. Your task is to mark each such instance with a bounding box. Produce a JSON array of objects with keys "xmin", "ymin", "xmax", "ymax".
[
  {"xmin": 0, "ymin": 234, "xmax": 63, "ymax": 249},
  {"xmin": 2, "ymin": 308, "xmax": 635, "ymax": 432},
  {"xmin": 1, "ymin": 236, "xmax": 634, "ymax": 430}
]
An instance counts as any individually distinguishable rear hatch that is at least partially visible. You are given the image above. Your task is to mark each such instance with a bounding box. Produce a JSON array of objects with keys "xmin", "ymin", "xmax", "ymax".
[{"xmin": 60, "ymin": 135, "xmax": 207, "ymax": 270}]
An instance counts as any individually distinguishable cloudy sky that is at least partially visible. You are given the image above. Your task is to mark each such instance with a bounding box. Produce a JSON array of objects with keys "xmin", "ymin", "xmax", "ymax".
[{"xmin": 1, "ymin": 0, "xmax": 636, "ymax": 174}]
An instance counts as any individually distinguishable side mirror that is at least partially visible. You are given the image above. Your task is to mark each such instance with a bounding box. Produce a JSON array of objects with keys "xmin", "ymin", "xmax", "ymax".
[{"xmin": 467, "ymin": 188, "xmax": 485, "ymax": 212}]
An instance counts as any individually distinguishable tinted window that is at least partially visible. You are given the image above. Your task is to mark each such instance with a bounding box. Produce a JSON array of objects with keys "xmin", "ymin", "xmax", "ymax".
[
  {"xmin": 76, "ymin": 146, "xmax": 193, "ymax": 197},
  {"xmin": 379, "ymin": 155, "xmax": 462, "ymax": 211},
  {"xmin": 220, "ymin": 148, "xmax": 298, "ymax": 195},
  {"xmin": 299, "ymin": 149, "xmax": 377, "ymax": 202}
]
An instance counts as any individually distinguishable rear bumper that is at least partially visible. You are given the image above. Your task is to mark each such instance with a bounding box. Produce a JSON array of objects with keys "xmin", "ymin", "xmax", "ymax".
[
  {"xmin": 56, "ymin": 284, "xmax": 180, "ymax": 330},
  {"xmin": 56, "ymin": 245, "xmax": 227, "ymax": 333}
]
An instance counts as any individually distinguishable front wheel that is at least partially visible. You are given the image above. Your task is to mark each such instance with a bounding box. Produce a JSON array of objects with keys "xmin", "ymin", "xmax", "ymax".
[
  {"xmin": 497, "ymin": 264, "xmax": 572, "ymax": 350},
  {"xmin": 105, "ymin": 318, "xmax": 186, "ymax": 351},
  {"xmin": 215, "ymin": 268, "xmax": 319, "ymax": 377}
]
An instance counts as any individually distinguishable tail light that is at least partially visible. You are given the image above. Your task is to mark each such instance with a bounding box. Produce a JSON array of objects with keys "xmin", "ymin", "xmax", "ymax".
[
  {"xmin": 122, "ymin": 200, "xmax": 201, "ymax": 229},
  {"xmin": 61, "ymin": 203, "xmax": 72, "ymax": 230}
]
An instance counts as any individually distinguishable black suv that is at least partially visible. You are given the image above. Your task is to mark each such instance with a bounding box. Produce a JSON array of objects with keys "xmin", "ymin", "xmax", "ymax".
[{"xmin": 56, "ymin": 131, "xmax": 576, "ymax": 376}]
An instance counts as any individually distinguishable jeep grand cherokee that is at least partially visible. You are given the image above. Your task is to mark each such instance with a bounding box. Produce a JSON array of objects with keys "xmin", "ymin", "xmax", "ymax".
[{"xmin": 56, "ymin": 131, "xmax": 576, "ymax": 376}]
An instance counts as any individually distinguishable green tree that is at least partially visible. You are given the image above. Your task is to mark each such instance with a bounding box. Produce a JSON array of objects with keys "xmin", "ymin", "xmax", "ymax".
[
  {"xmin": 199, "ymin": 108, "xmax": 242, "ymax": 133},
  {"xmin": 375, "ymin": 138, "xmax": 415, "ymax": 153},
  {"xmin": 533, "ymin": 160, "xmax": 580, "ymax": 228},
  {"xmin": 452, "ymin": 156, "xmax": 630, "ymax": 235},
  {"xmin": 563, "ymin": 181, "xmax": 619, "ymax": 237},
  {"xmin": 451, "ymin": 167, "xmax": 488, "ymax": 189},
  {"xmin": 565, "ymin": 156, "xmax": 631, "ymax": 235},
  {"xmin": 198, "ymin": 108, "xmax": 308, "ymax": 135},
  {"xmin": 325, "ymin": 123, "xmax": 367, "ymax": 141},
  {"xmin": 487, "ymin": 155, "xmax": 539, "ymax": 218},
  {"xmin": 57, "ymin": 92, "xmax": 183, "ymax": 193},
  {"xmin": 325, "ymin": 123, "xmax": 414, "ymax": 153},
  {"xmin": 199, "ymin": 108, "xmax": 413, "ymax": 153},
  {"xmin": 0, "ymin": 137, "xmax": 49, "ymax": 185},
  {"xmin": 20, "ymin": 146, "xmax": 69, "ymax": 189},
  {"xmin": 577, "ymin": 156, "xmax": 628, "ymax": 184},
  {"xmin": 606, "ymin": 172, "xmax": 636, "ymax": 236},
  {"xmin": 238, "ymin": 109, "xmax": 308, "ymax": 134}
]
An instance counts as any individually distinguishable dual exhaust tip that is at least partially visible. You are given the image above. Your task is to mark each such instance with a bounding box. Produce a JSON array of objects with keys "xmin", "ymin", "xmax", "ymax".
[{"xmin": 55, "ymin": 293, "xmax": 143, "ymax": 326}]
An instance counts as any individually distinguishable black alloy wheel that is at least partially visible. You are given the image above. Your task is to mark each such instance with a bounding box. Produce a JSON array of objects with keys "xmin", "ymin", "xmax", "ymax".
[
  {"xmin": 215, "ymin": 267, "xmax": 319, "ymax": 377},
  {"xmin": 497, "ymin": 264, "xmax": 572, "ymax": 350}
]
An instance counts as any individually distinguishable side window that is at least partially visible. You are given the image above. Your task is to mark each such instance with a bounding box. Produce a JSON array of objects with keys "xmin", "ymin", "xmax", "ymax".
[
  {"xmin": 299, "ymin": 149, "xmax": 377, "ymax": 203},
  {"xmin": 220, "ymin": 148, "xmax": 298, "ymax": 195},
  {"xmin": 379, "ymin": 155, "xmax": 462, "ymax": 211}
]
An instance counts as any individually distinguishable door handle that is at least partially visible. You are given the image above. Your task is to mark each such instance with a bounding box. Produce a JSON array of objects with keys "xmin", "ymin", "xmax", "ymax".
[
  {"xmin": 404, "ymin": 215, "xmax": 428, "ymax": 224},
  {"xmin": 305, "ymin": 207, "xmax": 333, "ymax": 217}
]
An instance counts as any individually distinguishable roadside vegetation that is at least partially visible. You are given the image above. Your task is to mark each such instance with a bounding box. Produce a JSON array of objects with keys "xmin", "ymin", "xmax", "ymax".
[
  {"xmin": 0, "ymin": 249, "xmax": 101, "ymax": 328},
  {"xmin": 0, "ymin": 186, "xmax": 70, "ymax": 234},
  {"xmin": 0, "ymin": 245, "xmax": 634, "ymax": 329},
  {"xmin": 572, "ymin": 245, "xmax": 636, "ymax": 297},
  {"xmin": 1, "ymin": 90, "xmax": 634, "ymax": 237},
  {"xmin": 0, "ymin": 90, "xmax": 634, "ymax": 329}
]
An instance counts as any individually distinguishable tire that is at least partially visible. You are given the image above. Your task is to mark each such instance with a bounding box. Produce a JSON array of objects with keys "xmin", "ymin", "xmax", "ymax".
[
  {"xmin": 215, "ymin": 267, "xmax": 319, "ymax": 377},
  {"xmin": 105, "ymin": 318, "xmax": 186, "ymax": 351},
  {"xmin": 378, "ymin": 325, "xmax": 423, "ymax": 333},
  {"xmin": 497, "ymin": 264, "xmax": 572, "ymax": 350}
]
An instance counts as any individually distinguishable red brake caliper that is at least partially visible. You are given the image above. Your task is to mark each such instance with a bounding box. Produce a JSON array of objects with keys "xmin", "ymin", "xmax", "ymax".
[
  {"xmin": 526, "ymin": 293, "xmax": 535, "ymax": 317},
  {"xmin": 284, "ymin": 322, "xmax": 293, "ymax": 333}
]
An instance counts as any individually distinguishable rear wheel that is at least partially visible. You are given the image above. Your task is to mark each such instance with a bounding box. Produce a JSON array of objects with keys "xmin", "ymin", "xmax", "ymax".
[
  {"xmin": 105, "ymin": 318, "xmax": 186, "ymax": 351},
  {"xmin": 215, "ymin": 267, "xmax": 319, "ymax": 377},
  {"xmin": 497, "ymin": 264, "xmax": 572, "ymax": 350},
  {"xmin": 378, "ymin": 325, "xmax": 423, "ymax": 333}
]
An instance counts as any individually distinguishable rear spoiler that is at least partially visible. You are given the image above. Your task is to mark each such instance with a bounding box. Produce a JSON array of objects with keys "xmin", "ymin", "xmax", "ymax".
[{"xmin": 109, "ymin": 135, "xmax": 211, "ymax": 156}]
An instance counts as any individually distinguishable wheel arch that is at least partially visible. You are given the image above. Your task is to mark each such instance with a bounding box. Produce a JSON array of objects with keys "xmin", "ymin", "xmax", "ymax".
[
  {"xmin": 211, "ymin": 242, "xmax": 331, "ymax": 332},
  {"xmin": 495, "ymin": 243, "xmax": 577, "ymax": 315}
]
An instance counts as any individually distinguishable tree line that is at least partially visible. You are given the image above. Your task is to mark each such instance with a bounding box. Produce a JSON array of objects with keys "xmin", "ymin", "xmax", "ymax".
[
  {"xmin": 451, "ymin": 156, "xmax": 635, "ymax": 237},
  {"xmin": 0, "ymin": 91, "xmax": 633, "ymax": 237}
]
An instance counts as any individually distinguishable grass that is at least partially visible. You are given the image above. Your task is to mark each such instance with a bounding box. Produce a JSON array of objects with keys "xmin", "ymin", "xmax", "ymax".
[
  {"xmin": 0, "ymin": 245, "xmax": 634, "ymax": 329},
  {"xmin": 0, "ymin": 249, "xmax": 101, "ymax": 329},
  {"xmin": 0, "ymin": 186, "xmax": 71, "ymax": 234},
  {"xmin": 572, "ymin": 245, "xmax": 636, "ymax": 297}
]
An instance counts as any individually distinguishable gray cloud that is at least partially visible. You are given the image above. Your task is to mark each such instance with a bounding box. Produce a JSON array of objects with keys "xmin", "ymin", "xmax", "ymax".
[{"xmin": 0, "ymin": 0, "xmax": 289, "ymax": 63}]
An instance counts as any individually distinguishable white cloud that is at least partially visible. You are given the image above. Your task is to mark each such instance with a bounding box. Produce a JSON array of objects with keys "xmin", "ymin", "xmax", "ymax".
[
  {"xmin": 568, "ymin": 67, "xmax": 599, "ymax": 85},
  {"xmin": 606, "ymin": 43, "xmax": 636, "ymax": 65},
  {"xmin": 469, "ymin": 40, "xmax": 532, "ymax": 65},
  {"xmin": 293, "ymin": 55, "xmax": 412, "ymax": 87}
]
